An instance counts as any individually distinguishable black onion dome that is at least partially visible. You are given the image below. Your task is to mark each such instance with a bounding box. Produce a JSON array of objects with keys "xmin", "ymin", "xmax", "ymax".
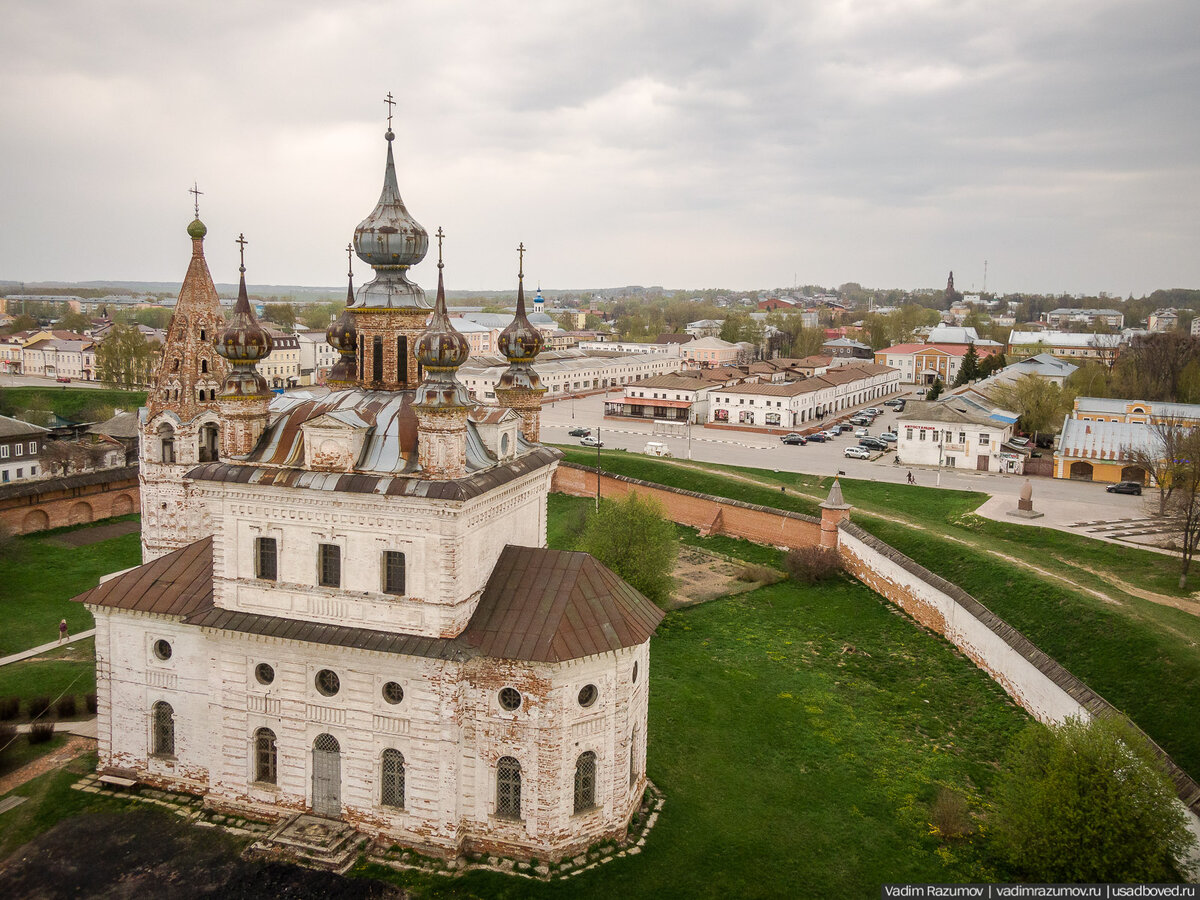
[
  {"xmin": 326, "ymin": 264, "xmax": 358, "ymax": 353},
  {"xmin": 217, "ymin": 267, "xmax": 273, "ymax": 364},
  {"xmin": 498, "ymin": 275, "xmax": 544, "ymax": 363},
  {"xmin": 416, "ymin": 258, "xmax": 468, "ymax": 369}
]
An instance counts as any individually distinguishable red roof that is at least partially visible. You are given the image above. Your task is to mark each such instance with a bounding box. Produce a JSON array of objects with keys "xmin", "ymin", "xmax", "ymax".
[{"xmin": 876, "ymin": 343, "xmax": 970, "ymax": 356}]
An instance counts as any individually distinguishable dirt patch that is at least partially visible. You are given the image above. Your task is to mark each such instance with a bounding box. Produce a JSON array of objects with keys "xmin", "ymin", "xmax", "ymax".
[
  {"xmin": 670, "ymin": 545, "xmax": 777, "ymax": 608},
  {"xmin": 0, "ymin": 736, "xmax": 94, "ymax": 796},
  {"xmin": 1073, "ymin": 564, "xmax": 1200, "ymax": 618},
  {"xmin": 0, "ymin": 808, "xmax": 403, "ymax": 899},
  {"xmin": 44, "ymin": 519, "xmax": 139, "ymax": 548}
]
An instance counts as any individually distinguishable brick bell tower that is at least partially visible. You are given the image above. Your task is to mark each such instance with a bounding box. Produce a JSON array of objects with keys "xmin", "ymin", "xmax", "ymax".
[
  {"xmin": 494, "ymin": 243, "xmax": 547, "ymax": 443},
  {"xmin": 215, "ymin": 234, "xmax": 274, "ymax": 459},
  {"xmin": 140, "ymin": 193, "xmax": 230, "ymax": 561},
  {"xmin": 349, "ymin": 98, "xmax": 431, "ymax": 392}
]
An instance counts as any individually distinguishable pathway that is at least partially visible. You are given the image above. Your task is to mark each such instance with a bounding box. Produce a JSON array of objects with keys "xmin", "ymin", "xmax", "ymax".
[{"xmin": 0, "ymin": 629, "xmax": 96, "ymax": 668}]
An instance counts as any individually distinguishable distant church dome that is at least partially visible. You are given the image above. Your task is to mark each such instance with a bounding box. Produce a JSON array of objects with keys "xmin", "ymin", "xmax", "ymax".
[
  {"xmin": 498, "ymin": 259, "xmax": 544, "ymax": 364},
  {"xmin": 416, "ymin": 241, "xmax": 469, "ymax": 372},
  {"xmin": 217, "ymin": 239, "xmax": 273, "ymax": 372},
  {"xmin": 187, "ymin": 218, "xmax": 207, "ymax": 240}
]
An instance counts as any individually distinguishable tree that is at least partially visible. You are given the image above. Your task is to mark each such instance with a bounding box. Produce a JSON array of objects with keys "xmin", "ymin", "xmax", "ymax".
[
  {"xmin": 3, "ymin": 314, "xmax": 37, "ymax": 334},
  {"xmin": 1164, "ymin": 426, "xmax": 1200, "ymax": 588},
  {"xmin": 993, "ymin": 716, "xmax": 1194, "ymax": 882},
  {"xmin": 1115, "ymin": 333, "xmax": 1200, "ymax": 400},
  {"xmin": 975, "ymin": 351, "xmax": 1007, "ymax": 379},
  {"xmin": 952, "ymin": 343, "xmax": 980, "ymax": 387},
  {"xmin": 987, "ymin": 374, "xmax": 1074, "ymax": 445},
  {"xmin": 57, "ymin": 309, "xmax": 92, "ymax": 334},
  {"xmin": 261, "ymin": 303, "xmax": 296, "ymax": 333},
  {"xmin": 94, "ymin": 324, "xmax": 156, "ymax": 388},
  {"xmin": 299, "ymin": 303, "xmax": 341, "ymax": 331},
  {"xmin": 1127, "ymin": 415, "xmax": 1188, "ymax": 516},
  {"xmin": 925, "ymin": 378, "xmax": 944, "ymax": 401},
  {"xmin": 579, "ymin": 492, "xmax": 677, "ymax": 606}
]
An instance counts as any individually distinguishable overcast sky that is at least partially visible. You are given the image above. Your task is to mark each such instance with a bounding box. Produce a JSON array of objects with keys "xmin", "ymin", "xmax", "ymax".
[{"xmin": 2, "ymin": 0, "xmax": 1198, "ymax": 297}]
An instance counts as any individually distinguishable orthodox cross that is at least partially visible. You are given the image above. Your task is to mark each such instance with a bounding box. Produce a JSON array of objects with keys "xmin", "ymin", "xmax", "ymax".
[
  {"xmin": 236, "ymin": 233, "xmax": 247, "ymax": 271},
  {"xmin": 346, "ymin": 242, "xmax": 354, "ymax": 278},
  {"xmin": 517, "ymin": 242, "xmax": 525, "ymax": 278},
  {"xmin": 384, "ymin": 92, "xmax": 395, "ymax": 130},
  {"xmin": 189, "ymin": 182, "xmax": 203, "ymax": 218},
  {"xmin": 436, "ymin": 226, "xmax": 445, "ymax": 266}
]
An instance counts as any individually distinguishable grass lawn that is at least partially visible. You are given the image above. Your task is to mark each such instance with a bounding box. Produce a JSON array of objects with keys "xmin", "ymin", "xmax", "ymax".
[
  {"xmin": 363, "ymin": 502, "xmax": 1029, "ymax": 897},
  {"xmin": 0, "ymin": 518, "xmax": 142, "ymax": 656},
  {"xmin": 0, "ymin": 640, "xmax": 96, "ymax": 714},
  {"xmin": 0, "ymin": 734, "xmax": 69, "ymax": 780},
  {"xmin": 550, "ymin": 452, "xmax": 1200, "ymax": 782},
  {"xmin": 0, "ymin": 386, "xmax": 146, "ymax": 421}
]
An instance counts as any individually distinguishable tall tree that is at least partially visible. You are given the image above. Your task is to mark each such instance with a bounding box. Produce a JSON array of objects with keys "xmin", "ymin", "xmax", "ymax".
[
  {"xmin": 952, "ymin": 344, "xmax": 980, "ymax": 386},
  {"xmin": 261, "ymin": 303, "xmax": 296, "ymax": 333},
  {"xmin": 925, "ymin": 377, "xmax": 944, "ymax": 401},
  {"xmin": 1166, "ymin": 426, "xmax": 1200, "ymax": 588},
  {"xmin": 95, "ymin": 324, "xmax": 156, "ymax": 389},
  {"xmin": 579, "ymin": 492, "xmax": 677, "ymax": 607},
  {"xmin": 987, "ymin": 374, "xmax": 1074, "ymax": 444}
]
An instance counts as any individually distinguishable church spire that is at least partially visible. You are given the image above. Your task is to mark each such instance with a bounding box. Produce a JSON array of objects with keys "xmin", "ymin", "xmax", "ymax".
[
  {"xmin": 325, "ymin": 243, "xmax": 358, "ymax": 387},
  {"xmin": 495, "ymin": 242, "xmax": 547, "ymax": 443},
  {"xmin": 215, "ymin": 235, "xmax": 274, "ymax": 458}
]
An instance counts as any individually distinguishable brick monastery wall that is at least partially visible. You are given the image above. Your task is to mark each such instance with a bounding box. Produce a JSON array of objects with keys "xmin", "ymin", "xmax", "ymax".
[
  {"xmin": 0, "ymin": 465, "xmax": 139, "ymax": 535},
  {"xmin": 553, "ymin": 462, "xmax": 1200, "ymax": 834},
  {"xmin": 551, "ymin": 464, "xmax": 823, "ymax": 548}
]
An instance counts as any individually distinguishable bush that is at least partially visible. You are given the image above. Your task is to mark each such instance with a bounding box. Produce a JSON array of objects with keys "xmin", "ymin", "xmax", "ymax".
[
  {"xmin": 27, "ymin": 696, "xmax": 52, "ymax": 720},
  {"xmin": 993, "ymin": 716, "xmax": 1196, "ymax": 882},
  {"xmin": 579, "ymin": 492, "xmax": 678, "ymax": 606},
  {"xmin": 737, "ymin": 565, "xmax": 784, "ymax": 585},
  {"xmin": 56, "ymin": 695, "xmax": 77, "ymax": 718},
  {"xmin": 929, "ymin": 787, "xmax": 971, "ymax": 840},
  {"xmin": 27, "ymin": 721, "xmax": 56, "ymax": 744},
  {"xmin": 0, "ymin": 722, "xmax": 16, "ymax": 754},
  {"xmin": 0, "ymin": 696, "xmax": 19, "ymax": 721},
  {"xmin": 85, "ymin": 692, "xmax": 98, "ymax": 714},
  {"xmin": 784, "ymin": 545, "xmax": 840, "ymax": 584}
]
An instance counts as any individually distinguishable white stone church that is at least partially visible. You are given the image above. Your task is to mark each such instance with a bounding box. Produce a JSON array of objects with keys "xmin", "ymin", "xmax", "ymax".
[{"xmin": 74, "ymin": 125, "xmax": 663, "ymax": 861}]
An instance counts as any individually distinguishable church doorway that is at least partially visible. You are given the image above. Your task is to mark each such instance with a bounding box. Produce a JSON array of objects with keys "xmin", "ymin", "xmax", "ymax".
[{"xmin": 312, "ymin": 734, "xmax": 341, "ymax": 816}]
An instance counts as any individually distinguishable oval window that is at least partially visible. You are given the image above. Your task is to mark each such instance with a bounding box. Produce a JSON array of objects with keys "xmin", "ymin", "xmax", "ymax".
[
  {"xmin": 255, "ymin": 663, "xmax": 275, "ymax": 685},
  {"xmin": 578, "ymin": 684, "xmax": 598, "ymax": 708},
  {"xmin": 382, "ymin": 681, "xmax": 404, "ymax": 705},
  {"xmin": 315, "ymin": 669, "xmax": 340, "ymax": 697},
  {"xmin": 153, "ymin": 639, "xmax": 172, "ymax": 661},
  {"xmin": 498, "ymin": 687, "xmax": 522, "ymax": 711}
]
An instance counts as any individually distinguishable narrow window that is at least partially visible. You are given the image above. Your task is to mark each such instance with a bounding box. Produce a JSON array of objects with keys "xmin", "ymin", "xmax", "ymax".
[
  {"xmin": 630, "ymin": 726, "xmax": 639, "ymax": 786},
  {"xmin": 254, "ymin": 728, "xmax": 277, "ymax": 784},
  {"xmin": 318, "ymin": 543, "xmax": 341, "ymax": 588},
  {"xmin": 358, "ymin": 335, "xmax": 365, "ymax": 380},
  {"xmin": 496, "ymin": 756, "xmax": 521, "ymax": 819},
  {"xmin": 574, "ymin": 751, "xmax": 597, "ymax": 812},
  {"xmin": 381, "ymin": 749, "xmax": 405, "ymax": 808},
  {"xmin": 152, "ymin": 701, "xmax": 175, "ymax": 756},
  {"xmin": 201, "ymin": 359, "xmax": 208, "ymax": 374},
  {"xmin": 256, "ymin": 537, "xmax": 277, "ymax": 581},
  {"xmin": 397, "ymin": 336, "xmax": 407, "ymax": 384},
  {"xmin": 372, "ymin": 335, "xmax": 383, "ymax": 383},
  {"xmin": 383, "ymin": 550, "xmax": 405, "ymax": 595}
]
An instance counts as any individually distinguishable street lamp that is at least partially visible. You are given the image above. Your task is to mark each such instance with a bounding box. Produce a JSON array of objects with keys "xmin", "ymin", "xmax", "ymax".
[{"xmin": 937, "ymin": 436, "xmax": 944, "ymax": 486}]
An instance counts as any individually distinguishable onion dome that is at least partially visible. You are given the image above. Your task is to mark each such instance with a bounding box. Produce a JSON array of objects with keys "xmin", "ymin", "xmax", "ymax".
[
  {"xmin": 416, "ymin": 229, "xmax": 469, "ymax": 371},
  {"xmin": 326, "ymin": 245, "xmax": 358, "ymax": 354},
  {"xmin": 217, "ymin": 235, "xmax": 273, "ymax": 398},
  {"xmin": 351, "ymin": 127, "xmax": 429, "ymax": 310},
  {"xmin": 187, "ymin": 218, "xmax": 207, "ymax": 240},
  {"xmin": 498, "ymin": 245, "xmax": 545, "ymax": 363}
]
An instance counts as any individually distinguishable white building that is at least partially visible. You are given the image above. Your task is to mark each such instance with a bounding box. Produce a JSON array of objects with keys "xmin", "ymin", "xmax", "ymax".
[
  {"xmin": 1007, "ymin": 330, "xmax": 1123, "ymax": 361},
  {"xmin": 262, "ymin": 331, "xmax": 301, "ymax": 388},
  {"xmin": 577, "ymin": 340, "xmax": 680, "ymax": 357},
  {"xmin": 708, "ymin": 363, "xmax": 900, "ymax": 429},
  {"xmin": 0, "ymin": 415, "xmax": 48, "ymax": 483},
  {"xmin": 897, "ymin": 398, "xmax": 1019, "ymax": 473},
  {"xmin": 74, "ymin": 134, "xmax": 662, "ymax": 863},
  {"xmin": 296, "ymin": 330, "xmax": 340, "ymax": 385},
  {"xmin": 604, "ymin": 373, "xmax": 716, "ymax": 424},
  {"xmin": 460, "ymin": 349, "xmax": 677, "ymax": 401}
]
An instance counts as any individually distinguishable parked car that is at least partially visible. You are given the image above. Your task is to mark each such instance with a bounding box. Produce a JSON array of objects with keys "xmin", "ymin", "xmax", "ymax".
[
  {"xmin": 864, "ymin": 407, "xmax": 882, "ymax": 416},
  {"xmin": 844, "ymin": 445, "xmax": 871, "ymax": 459},
  {"xmin": 806, "ymin": 432, "xmax": 829, "ymax": 443},
  {"xmin": 859, "ymin": 437, "xmax": 888, "ymax": 451},
  {"xmin": 568, "ymin": 427, "xmax": 590, "ymax": 437},
  {"xmin": 879, "ymin": 432, "xmax": 898, "ymax": 443},
  {"xmin": 781, "ymin": 433, "xmax": 807, "ymax": 445},
  {"xmin": 580, "ymin": 436, "xmax": 603, "ymax": 448},
  {"xmin": 849, "ymin": 415, "xmax": 872, "ymax": 426},
  {"xmin": 819, "ymin": 430, "xmax": 840, "ymax": 440},
  {"xmin": 1106, "ymin": 481, "xmax": 1143, "ymax": 495},
  {"xmin": 643, "ymin": 441, "xmax": 672, "ymax": 457},
  {"xmin": 1009, "ymin": 436, "xmax": 1031, "ymax": 448},
  {"xmin": 55, "ymin": 376, "xmax": 71, "ymax": 383},
  {"xmin": 883, "ymin": 398, "xmax": 904, "ymax": 408},
  {"xmin": 854, "ymin": 428, "xmax": 869, "ymax": 438}
]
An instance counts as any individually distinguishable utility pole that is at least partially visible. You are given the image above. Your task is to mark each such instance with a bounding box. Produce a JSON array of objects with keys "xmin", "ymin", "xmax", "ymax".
[{"xmin": 595, "ymin": 427, "xmax": 601, "ymax": 511}]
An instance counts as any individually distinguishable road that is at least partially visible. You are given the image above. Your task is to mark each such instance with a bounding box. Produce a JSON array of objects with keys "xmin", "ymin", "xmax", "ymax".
[
  {"xmin": 541, "ymin": 390, "xmax": 1145, "ymax": 531},
  {"xmin": 1, "ymin": 373, "xmax": 114, "ymax": 390}
]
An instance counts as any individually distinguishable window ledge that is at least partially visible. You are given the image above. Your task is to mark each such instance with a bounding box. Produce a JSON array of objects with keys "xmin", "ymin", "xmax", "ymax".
[{"xmin": 571, "ymin": 804, "xmax": 601, "ymax": 818}]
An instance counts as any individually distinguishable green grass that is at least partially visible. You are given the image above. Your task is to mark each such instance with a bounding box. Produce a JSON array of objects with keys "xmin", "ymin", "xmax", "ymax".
[
  {"xmin": 0, "ymin": 734, "xmax": 69, "ymax": 779},
  {"xmin": 0, "ymin": 640, "xmax": 96, "ymax": 707},
  {"xmin": 359, "ymin": 573, "xmax": 1029, "ymax": 898},
  {"xmin": 0, "ymin": 519, "xmax": 142, "ymax": 656},
  {"xmin": 0, "ymin": 386, "xmax": 146, "ymax": 420}
]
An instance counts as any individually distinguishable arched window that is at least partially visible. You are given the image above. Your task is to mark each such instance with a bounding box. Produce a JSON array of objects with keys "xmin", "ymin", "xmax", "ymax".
[
  {"xmin": 151, "ymin": 701, "xmax": 174, "ymax": 756},
  {"xmin": 254, "ymin": 727, "xmax": 277, "ymax": 784},
  {"xmin": 171, "ymin": 358, "xmax": 180, "ymax": 372},
  {"xmin": 381, "ymin": 749, "xmax": 405, "ymax": 808},
  {"xmin": 157, "ymin": 423, "xmax": 176, "ymax": 464},
  {"xmin": 199, "ymin": 423, "xmax": 219, "ymax": 462},
  {"xmin": 496, "ymin": 756, "xmax": 521, "ymax": 819},
  {"xmin": 574, "ymin": 751, "xmax": 597, "ymax": 812},
  {"xmin": 201, "ymin": 359, "xmax": 208, "ymax": 374},
  {"xmin": 372, "ymin": 336, "xmax": 383, "ymax": 383}
]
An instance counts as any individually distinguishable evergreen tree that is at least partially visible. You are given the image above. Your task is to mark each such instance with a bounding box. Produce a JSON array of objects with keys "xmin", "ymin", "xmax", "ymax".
[
  {"xmin": 925, "ymin": 377, "xmax": 944, "ymax": 401},
  {"xmin": 952, "ymin": 343, "xmax": 980, "ymax": 386}
]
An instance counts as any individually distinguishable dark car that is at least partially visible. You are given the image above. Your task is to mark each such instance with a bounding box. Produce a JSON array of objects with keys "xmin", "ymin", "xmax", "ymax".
[
  {"xmin": 781, "ymin": 433, "xmax": 807, "ymax": 445},
  {"xmin": 859, "ymin": 437, "xmax": 888, "ymax": 451},
  {"xmin": 1106, "ymin": 481, "xmax": 1143, "ymax": 495},
  {"xmin": 807, "ymin": 432, "xmax": 829, "ymax": 443},
  {"xmin": 568, "ymin": 427, "xmax": 591, "ymax": 437}
]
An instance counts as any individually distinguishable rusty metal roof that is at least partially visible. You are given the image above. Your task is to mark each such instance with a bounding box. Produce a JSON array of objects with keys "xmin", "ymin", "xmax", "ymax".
[
  {"xmin": 72, "ymin": 540, "xmax": 662, "ymax": 664},
  {"xmin": 73, "ymin": 536, "xmax": 215, "ymax": 618},
  {"xmin": 463, "ymin": 545, "xmax": 665, "ymax": 663}
]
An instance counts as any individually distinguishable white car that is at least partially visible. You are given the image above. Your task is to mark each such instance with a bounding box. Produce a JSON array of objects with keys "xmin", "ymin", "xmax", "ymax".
[
  {"xmin": 844, "ymin": 445, "xmax": 871, "ymax": 459},
  {"xmin": 854, "ymin": 428, "xmax": 869, "ymax": 438},
  {"xmin": 580, "ymin": 436, "xmax": 603, "ymax": 448},
  {"xmin": 820, "ymin": 430, "xmax": 839, "ymax": 440}
]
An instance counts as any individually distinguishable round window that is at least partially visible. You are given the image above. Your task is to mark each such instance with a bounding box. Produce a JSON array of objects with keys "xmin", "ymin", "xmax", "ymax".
[
  {"xmin": 153, "ymin": 639, "xmax": 172, "ymax": 661},
  {"xmin": 498, "ymin": 687, "xmax": 522, "ymax": 711},
  {"xmin": 315, "ymin": 669, "xmax": 340, "ymax": 697},
  {"xmin": 255, "ymin": 663, "xmax": 275, "ymax": 685},
  {"xmin": 578, "ymin": 684, "xmax": 598, "ymax": 708},
  {"xmin": 382, "ymin": 681, "xmax": 404, "ymax": 705},
  {"xmin": 632, "ymin": 661, "xmax": 638, "ymax": 684}
]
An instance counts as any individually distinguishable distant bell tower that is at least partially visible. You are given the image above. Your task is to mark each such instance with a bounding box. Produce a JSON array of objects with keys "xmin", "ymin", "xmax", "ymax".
[{"xmin": 139, "ymin": 192, "xmax": 229, "ymax": 561}]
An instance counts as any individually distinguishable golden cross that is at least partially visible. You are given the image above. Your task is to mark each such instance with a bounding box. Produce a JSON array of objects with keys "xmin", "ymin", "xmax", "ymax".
[
  {"xmin": 236, "ymin": 233, "xmax": 247, "ymax": 271},
  {"xmin": 436, "ymin": 227, "xmax": 445, "ymax": 267},
  {"xmin": 517, "ymin": 242, "xmax": 526, "ymax": 279},
  {"xmin": 189, "ymin": 182, "xmax": 203, "ymax": 218},
  {"xmin": 384, "ymin": 91, "xmax": 395, "ymax": 130}
]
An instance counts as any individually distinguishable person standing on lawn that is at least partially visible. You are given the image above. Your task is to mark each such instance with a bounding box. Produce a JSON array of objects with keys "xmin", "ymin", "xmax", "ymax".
[{"xmin": 58, "ymin": 618, "xmax": 69, "ymax": 643}]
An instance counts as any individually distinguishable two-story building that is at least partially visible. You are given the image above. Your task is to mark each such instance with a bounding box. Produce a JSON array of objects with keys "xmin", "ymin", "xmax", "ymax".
[
  {"xmin": 707, "ymin": 363, "xmax": 900, "ymax": 430},
  {"xmin": 897, "ymin": 398, "xmax": 1019, "ymax": 473},
  {"xmin": 873, "ymin": 343, "xmax": 1002, "ymax": 385},
  {"xmin": 603, "ymin": 373, "xmax": 716, "ymax": 424},
  {"xmin": 0, "ymin": 416, "xmax": 49, "ymax": 483}
]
